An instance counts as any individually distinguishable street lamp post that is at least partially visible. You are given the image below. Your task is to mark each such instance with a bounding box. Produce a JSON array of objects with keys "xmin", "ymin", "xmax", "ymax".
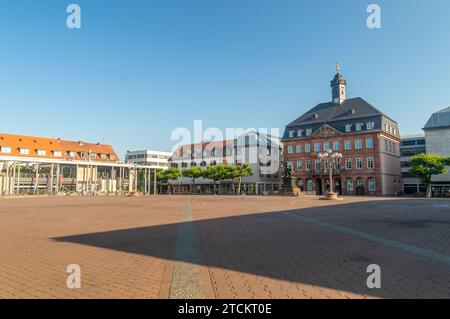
[{"xmin": 318, "ymin": 149, "xmax": 343, "ymax": 199}]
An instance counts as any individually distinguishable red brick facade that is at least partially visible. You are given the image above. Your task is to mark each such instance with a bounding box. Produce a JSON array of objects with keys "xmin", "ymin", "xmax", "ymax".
[{"xmin": 283, "ymin": 131, "xmax": 397, "ymax": 195}]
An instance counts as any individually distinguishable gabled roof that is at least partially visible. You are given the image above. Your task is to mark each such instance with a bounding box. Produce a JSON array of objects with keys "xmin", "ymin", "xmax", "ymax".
[
  {"xmin": 286, "ymin": 97, "xmax": 389, "ymax": 127},
  {"xmin": 423, "ymin": 106, "xmax": 450, "ymax": 130},
  {"xmin": 0, "ymin": 132, "xmax": 118, "ymax": 161}
]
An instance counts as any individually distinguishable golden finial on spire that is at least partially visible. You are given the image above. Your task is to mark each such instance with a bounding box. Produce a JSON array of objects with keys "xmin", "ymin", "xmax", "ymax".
[{"xmin": 336, "ymin": 61, "xmax": 340, "ymax": 74}]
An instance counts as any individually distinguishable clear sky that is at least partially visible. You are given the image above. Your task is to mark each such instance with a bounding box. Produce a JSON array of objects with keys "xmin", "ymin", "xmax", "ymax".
[{"xmin": 1, "ymin": 0, "xmax": 450, "ymax": 159}]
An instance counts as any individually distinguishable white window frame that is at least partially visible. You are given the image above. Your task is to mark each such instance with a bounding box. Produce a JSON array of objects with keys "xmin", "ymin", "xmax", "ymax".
[
  {"xmin": 306, "ymin": 160, "xmax": 311, "ymax": 171},
  {"xmin": 345, "ymin": 158, "xmax": 352, "ymax": 170},
  {"xmin": 368, "ymin": 178, "xmax": 376, "ymax": 191},
  {"xmin": 344, "ymin": 140, "xmax": 351, "ymax": 150},
  {"xmin": 0, "ymin": 146, "xmax": 12, "ymax": 153},
  {"xmin": 287, "ymin": 145, "xmax": 293, "ymax": 154},
  {"xmin": 367, "ymin": 157, "xmax": 374, "ymax": 169},
  {"xmin": 355, "ymin": 139, "xmax": 362, "ymax": 150},
  {"xmin": 305, "ymin": 144, "xmax": 311, "ymax": 153},
  {"xmin": 19, "ymin": 148, "xmax": 30, "ymax": 155},
  {"xmin": 345, "ymin": 124, "xmax": 352, "ymax": 132},
  {"xmin": 356, "ymin": 157, "xmax": 363, "ymax": 169},
  {"xmin": 37, "ymin": 149, "xmax": 46, "ymax": 156},
  {"xmin": 333, "ymin": 141, "xmax": 339, "ymax": 150}
]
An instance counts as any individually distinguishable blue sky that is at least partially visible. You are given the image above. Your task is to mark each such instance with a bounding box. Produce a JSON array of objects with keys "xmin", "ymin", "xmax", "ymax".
[{"xmin": 1, "ymin": 0, "xmax": 450, "ymax": 159}]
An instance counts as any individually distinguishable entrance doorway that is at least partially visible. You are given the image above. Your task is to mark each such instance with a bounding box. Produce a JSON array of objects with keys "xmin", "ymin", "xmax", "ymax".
[
  {"xmin": 335, "ymin": 178, "xmax": 342, "ymax": 195},
  {"xmin": 315, "ymin": 179, "xmax": 322, "ymax": 195}
]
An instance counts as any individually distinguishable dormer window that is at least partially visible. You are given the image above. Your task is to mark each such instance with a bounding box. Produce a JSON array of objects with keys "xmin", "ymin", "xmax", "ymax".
[
  {"xmin": 19, "ymin": 148, "xmax": 30, "ymax": 155},
  {"xmin": 109, "ymin": 154, "xmax": 115, "ymax": 160},
  {"xmin": 345, "ymin": 124, "xmax": 352, "ymax": 132},
  {"xmin": 289, "ymin": 131, "xmax": 295, "ymax": 138},
  {"xmin": 68, "ymin": 151, "xmax": 76, "ymax": 157},
  {"xmin": 53, "ymin": 151, "xmax": 62, "ymax": 157},
  {"xmin": 306, "ymin": 129, "xmax": 312, "ymax": 136},
  {"xmin": 0, "ymin": 146, "xmax": 12, "ymax": 153},
  {"xmin": 37, "ymin": 149, "xmax": 46, "ymax": 156},
  {"xmin": 297, "ymin": 129, "xmax": 303, "ymax": 137},
  {"xmin": 367, "ymin": 122, "xmax": 374, "ymax": 130},
  {"xmin": 356, "ymin": 123, "xmax": 362, "ymax": 131}
]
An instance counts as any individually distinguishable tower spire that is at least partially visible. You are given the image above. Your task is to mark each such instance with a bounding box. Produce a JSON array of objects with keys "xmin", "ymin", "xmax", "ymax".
[{"xmin": 330, "ymin": 62, "xmax": 346, "ymax": 104}]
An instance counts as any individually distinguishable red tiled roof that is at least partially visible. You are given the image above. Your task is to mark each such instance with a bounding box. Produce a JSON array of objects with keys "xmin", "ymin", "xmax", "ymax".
[{"xmin": 0, "ymin": 133, "xmax": 118, "ymax": 162}]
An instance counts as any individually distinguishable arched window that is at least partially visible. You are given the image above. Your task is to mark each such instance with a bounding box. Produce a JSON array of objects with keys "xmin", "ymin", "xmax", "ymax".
[
  {"xmin": 357, "ymin": 177, "xmax": 364, "ymax": 187},
  {"xmin": 298, "ymin": 179, "xmax": 304, "ymax": 191},
  {"xmin": 368, "ymin": 178, "xmax": 376, "ymax": 192},
  {"xmin": 306, "ymin": 179, "xmax": 313, "ymax": 191},
  {"xmin": 346, "ymin": 178, "xmax": 354, "ymax": 192}
]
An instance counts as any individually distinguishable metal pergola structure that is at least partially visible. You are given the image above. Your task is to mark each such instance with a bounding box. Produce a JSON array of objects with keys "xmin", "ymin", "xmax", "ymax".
[{"xmin": 0, "ymin": 155, "xmax": 161, "ymax": 197}]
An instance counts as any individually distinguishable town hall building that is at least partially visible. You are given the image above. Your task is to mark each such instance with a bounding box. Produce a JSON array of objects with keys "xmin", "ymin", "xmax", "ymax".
[{"xmin": 282, "ymin": 64, "xmax": 401, "ymax": 196}]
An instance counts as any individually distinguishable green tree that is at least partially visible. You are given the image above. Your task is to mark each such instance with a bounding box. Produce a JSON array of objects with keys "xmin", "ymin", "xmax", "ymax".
[
  {"xmin": 233, "ymin": 164, "xmax": 254, "ymax": 195},
  {"xmin": 409, "ymin": 154, "xmax": 448, "ymax": 198},
  {"xmin": 183, "ymin": 167, "xmax": 204, "ymax": 193},
  {"xmin": 157, "ymin": 168, "xmax": 181, "ymax": 194},
  {"xmin": 203, "ymin": 165, "xmax": 226, "ymax": 194}
]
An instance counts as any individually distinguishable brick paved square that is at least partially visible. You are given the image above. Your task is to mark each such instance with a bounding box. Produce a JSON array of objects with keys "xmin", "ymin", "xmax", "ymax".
[{"xmin": 0, "ymin": 195, "xmax": 449, "ymax": 298}]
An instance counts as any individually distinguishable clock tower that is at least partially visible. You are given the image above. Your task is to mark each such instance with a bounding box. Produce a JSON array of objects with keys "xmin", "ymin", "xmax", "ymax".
[{"xmin": 330, "ymin": 62, "xmax": 346, "ymax": 104}]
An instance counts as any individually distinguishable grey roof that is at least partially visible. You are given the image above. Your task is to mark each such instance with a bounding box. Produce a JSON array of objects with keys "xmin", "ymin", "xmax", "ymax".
[
  {"xmin": 286, "ymin": 97, "xmax": 390, "ymax": 127},
  {"xmin": 423, "ymin": 106, "xmax": 450, "ymax": 130}
]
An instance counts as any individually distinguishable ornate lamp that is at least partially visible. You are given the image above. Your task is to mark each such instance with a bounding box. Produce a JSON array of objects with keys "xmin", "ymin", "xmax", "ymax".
[{"xmin": 317, "ymin": 149, "xmax": 343, "ymax": 199}]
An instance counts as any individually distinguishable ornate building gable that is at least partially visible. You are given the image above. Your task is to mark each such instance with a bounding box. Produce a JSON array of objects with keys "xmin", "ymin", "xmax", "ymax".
[{"xmin": 311, "ymin": 124, "xmax": 343, "ymax": 138}]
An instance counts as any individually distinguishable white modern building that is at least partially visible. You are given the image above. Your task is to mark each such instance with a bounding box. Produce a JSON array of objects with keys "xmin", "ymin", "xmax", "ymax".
[
  {"xmin": 168, "ymin": 130, "xmax": 282, "ymax": 195},
  {"xmin": 125, "ymin": 150, "xmax": 171, "ymax": 169},
  {"xmin": 400, "ymin": 134, "xmax": 426, "ymax": 195},
  {"xmin": 423, "ymin": 106, "xmax": 450, "ymax": 196}
]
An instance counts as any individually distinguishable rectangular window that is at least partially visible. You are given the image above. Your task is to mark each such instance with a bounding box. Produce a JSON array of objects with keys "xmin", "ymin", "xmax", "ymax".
[
  {"xmin": 296, "ymin": 160, "xmax": 302, "ymax": 171},
  {"xmin": 20, "ymin": 148, "xmax": 30, "ymax": 155},
  {"xmin": 297, "ymin": 129, "xmax": 303, "ymax": 137},
  {"xmin": 0, "ymin": 146, "xmax": 12, "ymax": 153},
  {"xmin": 37, "ymin": 149, "xmax": 46, "ymax": 156},
  {"xmin": 355, "ymin": 139, "xmax": 362, "ymax": 150},
  {"xmin": 306, "ymin": 129, "xmax": 312, "ymax": 136},
  {"xmin": 314, "ymin": 143, "xmax": 320, "ymax": 152},
  {"xmin": 367, "ymin": 122, "xmax": 374, "ymax": 130},
  {"xmin": 315, "ymin": 160, "xmax": 321, "ymax": 171},
  {"xmin": 333, "ymin": 141, "xmax": 339, "ymax": 150},
  {"xmin": 367, "ymin": 157, "xmax": 374, "ymax": 169},
  {"xmin": 356, "ymin": 123, "xmax": 362, "ymax": 131},
  {"xmin": 345, "ymin": 124, "xmax": 352, "ymax": 132},
  {"xmin": 289, "ymin": 131, "xmax": 294, "ymax": 138},
  {"xmin": 305, "ymin": 144, "xmax": 311, "ymax": 153},
  {"xmin": 366, "ymin": 138, "xmax": 374, "ymax": 149},
  {"xmin": 345, "ymin": 158, "xmax": 352, "ymax": 170},
  {"xmin": 306, "ymin": 160, "xmax": 311, "ymax": 171},
  {"xmin": 368, "ymin": 178, "xmax": 376, "ymax": 191},
  {"xmin": 344, "ymin": 140, "xmax": 351, "ymax": 150},
  {"xmin": 356, "ymin": 157, "xmax": 363, "ymax": 169},
  {"xmin": 287, "ymin": 145, "xmax": 293, "ymax": 154},
  {"xmin": 323, "ymin": 142, "xmax": 330, "ymax": 151},
  {"xmin": 296, "ymin": 144, "xmax": 302, "ymax": 153}
]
